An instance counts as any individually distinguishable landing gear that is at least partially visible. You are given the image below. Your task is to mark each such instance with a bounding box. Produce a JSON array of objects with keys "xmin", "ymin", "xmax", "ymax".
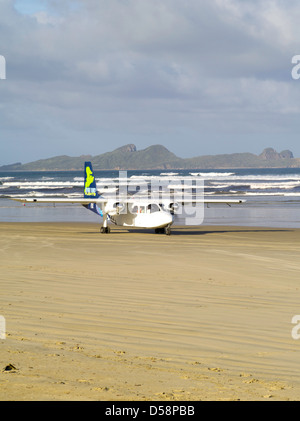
[
  {"xmin": 100, "ymin": 213, "xmax": 110, "ymax": 234},
  {"xmin": 100, "ymin": 226, "xmax": 110, "ymax": 234},
  {"xmin": 155, "ymin": 225, "xmax": 171, "ymax": 235},
  {"xmin": 165, "ymin": 225, "xmax": 171, "ymax": 236}
]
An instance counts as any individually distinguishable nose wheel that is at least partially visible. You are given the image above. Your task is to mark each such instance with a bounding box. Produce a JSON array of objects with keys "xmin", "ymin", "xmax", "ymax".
[
  {"xmin": 165, "ymin": 225, "xmax": 171, "ymax": 236},
  {"xmin": 155, "ymin": 225, "xmax": 171, "ymax": 235}
]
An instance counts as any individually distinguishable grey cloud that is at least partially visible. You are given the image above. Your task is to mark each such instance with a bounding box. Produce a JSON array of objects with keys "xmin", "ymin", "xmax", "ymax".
[{"xmin": 1, "ymin": 0, "xmax": 300, "ymax": 164}]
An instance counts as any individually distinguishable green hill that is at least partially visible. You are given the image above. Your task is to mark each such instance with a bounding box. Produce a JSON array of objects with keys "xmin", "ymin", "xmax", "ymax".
[
  {"xmin": 91, "ymin": 144, "xmax": 182, "ymax": 170},
  {"xmin": 0, "ymin": 145, "xmax": 299, "ymax": 171}
]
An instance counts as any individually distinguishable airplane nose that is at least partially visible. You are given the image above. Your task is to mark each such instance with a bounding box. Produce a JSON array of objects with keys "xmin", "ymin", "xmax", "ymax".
[{"xmin": 164, "ymin": 212, "xmax": 173, "ymax": 225}]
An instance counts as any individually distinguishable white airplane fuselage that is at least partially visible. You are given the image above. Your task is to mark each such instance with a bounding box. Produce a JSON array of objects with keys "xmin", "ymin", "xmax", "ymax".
[{"xmin": 106, "ymin": 203, "xmax": 173, "ymax": 229}]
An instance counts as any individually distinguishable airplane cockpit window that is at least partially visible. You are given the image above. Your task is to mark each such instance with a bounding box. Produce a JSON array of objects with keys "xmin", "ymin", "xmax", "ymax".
[
  {"xmin": 131, "ymin": 204, "xmax": 160, "ymax": 214},
  {"xmin": 149, "ymin": 204, "xmax": 160, "ymax": 213}
]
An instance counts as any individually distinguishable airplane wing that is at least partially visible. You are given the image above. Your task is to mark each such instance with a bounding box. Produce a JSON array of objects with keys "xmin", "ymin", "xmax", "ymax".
[
  {"xmin": 10, "ymin": 197, "xmax": 108, "ymax": 204},
  {"xmin": 10, "ymin": 160, "xmax": 245, "ymax": 207},
  {"xmin": 166, "ymin": 199, "xmax": 245, "ymax": 204},
  {"xmin": 10, "ymin": 196, "xmax": 245, "ymax": 205}
]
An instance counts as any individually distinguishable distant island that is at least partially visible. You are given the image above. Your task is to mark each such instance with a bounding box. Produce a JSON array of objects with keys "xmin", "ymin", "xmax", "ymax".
[{"xmin": 1, "ymin": 145, "xmax": 299, "ymax": 171}]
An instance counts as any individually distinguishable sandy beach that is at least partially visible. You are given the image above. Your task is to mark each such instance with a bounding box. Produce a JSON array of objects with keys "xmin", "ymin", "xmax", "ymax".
[{"xmin": 1, "ymin": 222, "xmax": 300, "ymax": 401}]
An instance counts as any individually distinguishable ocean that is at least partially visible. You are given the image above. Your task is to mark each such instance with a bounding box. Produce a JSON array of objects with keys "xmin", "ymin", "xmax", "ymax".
[{"xmin": 1, "ymin": 167, "xmax": 300, "ymax": 228}]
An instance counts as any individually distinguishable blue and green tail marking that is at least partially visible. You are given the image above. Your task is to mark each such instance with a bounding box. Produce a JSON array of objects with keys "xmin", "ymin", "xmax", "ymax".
[
  {"xmin": 84, "ymin": 161, "xmax": 99, "ymax": 198},
  {"xmin": 83, "ymin": 161, "xmax": 103, "ymax": 216}
]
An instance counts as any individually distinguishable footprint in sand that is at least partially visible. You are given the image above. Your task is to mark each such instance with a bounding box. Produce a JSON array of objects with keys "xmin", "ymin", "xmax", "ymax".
[
  {"xmin": 239, "ymin": 372, "xmax": 252, "ymax": 378},
  {"xmin": 244, "ymin": 378, "xmax": 260, "ymax": 384},
  {"xmin": 93, "ymin": 386, "xmax": 110, "ymax": 392},
  {"xmin": 207, "ymin": 367, "xmax": 223, "ymax": 372}
]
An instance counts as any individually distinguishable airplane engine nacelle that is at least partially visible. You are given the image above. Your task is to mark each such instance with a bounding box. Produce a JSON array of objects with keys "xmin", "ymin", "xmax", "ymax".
[
  {"xmin": 167, "ymin": 202, "xmax": 180, "ymax": 215},
  {"xmin": 104, "ymin": 201, "xmax": 126, "ymax": 215}
]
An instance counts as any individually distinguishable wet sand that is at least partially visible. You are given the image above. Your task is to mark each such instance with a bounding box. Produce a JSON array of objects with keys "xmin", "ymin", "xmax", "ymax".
[{"xmin": 1, "ymin": 222, "xmax": 300, "ymax": 401}]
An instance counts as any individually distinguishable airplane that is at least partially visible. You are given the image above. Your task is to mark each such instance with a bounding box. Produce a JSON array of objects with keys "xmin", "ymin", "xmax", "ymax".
[{"xmin": 11, "ymin": 161, "xmax": 245, "ymax": 235}]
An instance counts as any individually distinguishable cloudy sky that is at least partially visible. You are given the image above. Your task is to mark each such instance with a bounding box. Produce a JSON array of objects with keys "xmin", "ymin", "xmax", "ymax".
[{"xmin": 1, "ymin": 0, "xmax": 300, "ymax": 165}]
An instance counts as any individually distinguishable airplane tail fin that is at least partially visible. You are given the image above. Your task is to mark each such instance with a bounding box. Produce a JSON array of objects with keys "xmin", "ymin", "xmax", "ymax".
[
  {"xmin": 83, "ymin": 161, "xmax": 103, "ymax": 216},
  {"xmin": 84, "ymin": 161, "xmax": 100, "ymax": 199}
]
